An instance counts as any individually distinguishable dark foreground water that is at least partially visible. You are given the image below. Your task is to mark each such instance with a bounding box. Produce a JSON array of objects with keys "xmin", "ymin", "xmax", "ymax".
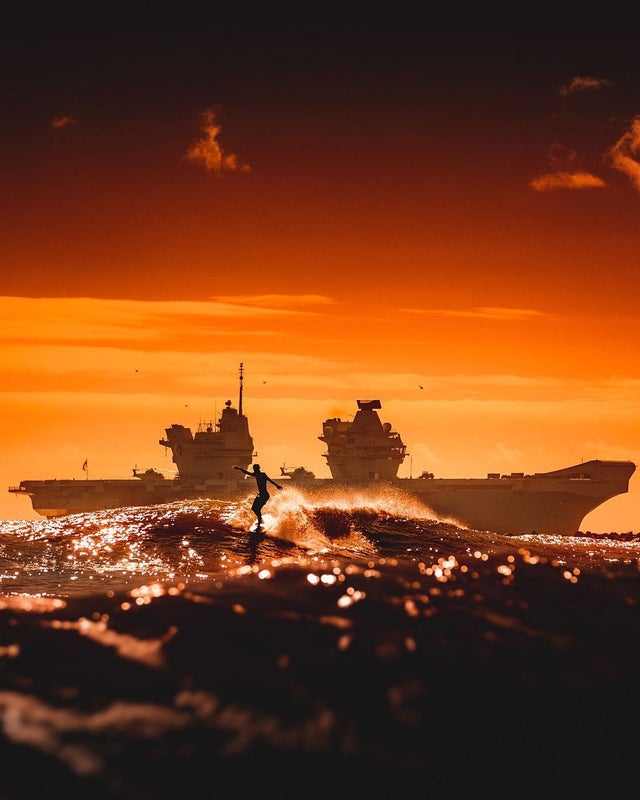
[{"xmin": 0, "ymin": 486, "xmax": 639, "ymax": 799}]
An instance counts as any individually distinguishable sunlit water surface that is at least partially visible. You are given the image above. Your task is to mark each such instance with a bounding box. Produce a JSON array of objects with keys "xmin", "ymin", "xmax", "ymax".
[{"xmin": 1, "ymin": 489, "xmax": 639, "ymax": 799}]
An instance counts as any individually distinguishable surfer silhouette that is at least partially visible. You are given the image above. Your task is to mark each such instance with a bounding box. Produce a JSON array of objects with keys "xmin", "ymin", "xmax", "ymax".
[{"xmin": 233, "ymin": 464, "xmax": 282, "ymax": 529}]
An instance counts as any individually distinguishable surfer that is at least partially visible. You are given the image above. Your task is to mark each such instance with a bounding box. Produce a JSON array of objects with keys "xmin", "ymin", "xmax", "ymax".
[{"xmin": 233, "ymin": 464, "xmax": 283, "ymax": 529}]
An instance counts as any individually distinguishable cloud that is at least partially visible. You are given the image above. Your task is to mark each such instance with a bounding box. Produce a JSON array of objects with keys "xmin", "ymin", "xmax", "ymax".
[
  {"xmin": 529, "ymin": 143, "xmax": 606, "ymax": 193},
  {"xmin": 607, "ymin": 116, "xmax": 640, "ymax": 191},
  {"xmin": 212, "ymin": 294, "xmax": 337, "ymax": 309},
  {"xmin": 559, "ymin": 76, "xmax": 612, "ymax": 96},
  {"xmin": 401, "ymin": 307, "xmax": 551, "ymax": 321},
  {"xmin": 545, "ymin": 143, "xmax": 578, "ymax": 169},
  {"xmin": 530, "ymin": 77, "xmax": 617, "ymax": 192},
  {"xmin": 487, "ymin": 441, "xmax": 525, "ymax": 463},
  {"xmin": 50, "ymin": 114, "xmax": 77, "ymax": 129},
  {"xmin": 185, "ymin": 108, "xmax": 250, "ymax": 175},
  {"xmin": 529, "ymin": 170, "xmax": 606, "ymax": 191},
  {"xmin": 0, "ymin": 296, "xmax": 324, "ymax": 346}
]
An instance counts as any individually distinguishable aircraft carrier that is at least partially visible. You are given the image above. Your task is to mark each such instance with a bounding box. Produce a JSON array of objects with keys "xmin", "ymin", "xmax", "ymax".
[{"xmin": 9, "ymin": 365, "xmax": 636, "ymax": 534}]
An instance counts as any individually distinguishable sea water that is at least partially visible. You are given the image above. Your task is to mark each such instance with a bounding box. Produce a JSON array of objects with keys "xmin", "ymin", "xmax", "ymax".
[{"xmin": 0, "ymin": 486, "xmax": 639, "ymax": 799}]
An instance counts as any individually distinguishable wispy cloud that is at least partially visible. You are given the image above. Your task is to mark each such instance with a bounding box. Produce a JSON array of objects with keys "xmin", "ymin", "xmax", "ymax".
[
  {"xmin": 530, "ymin": 76, "xmax": 619, "ymax": 192},
  {"xmin": 185, "ymin": 108, "xmax": 250, "ymax": 175},
  {"xmin": 607, "ymin": 116, "xmax": 640, "ymax": 191},
  {"xmin": 529, "ymin": 170, "xmax": 606, "ymax": 192},
  {"xmin": 401, "ymin": 307, "xmax": 552, "ymax": 321},
  {"xmin": 559, "ymin": 76, "xmax": 612, "ymax": 96},
  {"xmin": 51, "ymin": 113, "xmax": 77, "ymax": 129},
  {"xmin": 0, "ymin": 296, "xmax": 322, "ymax": 345},
  {"xmin": 529, "ymin": 141, "xmax": 607, "ymax": 192},
  {"xmin": 212, "ymin": 295, "xmax": 336, "ymax": 309},
  {"xmin": 487, "ymin": 441, "xmax": 525, "ymax": 463}
]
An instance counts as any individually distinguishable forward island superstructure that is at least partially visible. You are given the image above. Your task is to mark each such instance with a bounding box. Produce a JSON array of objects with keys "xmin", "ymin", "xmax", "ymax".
[
  {"xmin": 158, "ymin": 363, "xmax": 254, "ymax": 481},
  {"xmin": 9, "ymin": 364, "xmax": 254, "ymax": 518},
  {"xmin": 8, "ymin": 369, "xmax": 636, "ymax": 534}
]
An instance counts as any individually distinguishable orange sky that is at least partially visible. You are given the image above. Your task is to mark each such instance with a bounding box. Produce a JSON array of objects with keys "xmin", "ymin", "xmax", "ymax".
[{"xmin": 2, "ymin": 7, "xmax": 640, "ymax": 530}]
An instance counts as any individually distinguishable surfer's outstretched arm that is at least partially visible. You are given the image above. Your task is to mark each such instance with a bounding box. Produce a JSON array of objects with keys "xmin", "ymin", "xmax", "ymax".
[
  {"xmin": 233, "ymin": 466, "xmax": 251, "ymax": 476},
  {"xmin": 267, "ymin": 476, "xmax": 283, "ymax": 490}
]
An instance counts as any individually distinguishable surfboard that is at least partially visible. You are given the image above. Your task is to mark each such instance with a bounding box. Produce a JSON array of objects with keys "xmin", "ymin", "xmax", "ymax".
[{"xmin": 249, "ymin": 513, "xmax": 277, "ymax": 533}]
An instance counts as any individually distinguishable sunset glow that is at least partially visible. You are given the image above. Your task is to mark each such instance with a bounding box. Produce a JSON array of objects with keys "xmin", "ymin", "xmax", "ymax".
[{"xmin": 2, "ymin": 7, "xmax": 639, "ymax": 531}]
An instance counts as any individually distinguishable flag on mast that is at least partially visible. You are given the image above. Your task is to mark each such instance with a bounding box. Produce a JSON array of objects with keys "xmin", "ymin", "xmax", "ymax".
[{"xmin": 82, "ymin": 459, "xmax": 88, "ymax": 472}]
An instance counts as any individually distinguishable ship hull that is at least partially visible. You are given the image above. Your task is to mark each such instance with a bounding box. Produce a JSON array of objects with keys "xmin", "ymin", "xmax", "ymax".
[
  {"xmin": 8, "ymin": 477, "xmax": 247, "ymax": 518},
  {"xmin": 400, "ymin": 461, "xmax": 636, "ymax": 534},
  {"xmin": 284, "ymin": 459, "xmax": 635, "ymax": 534},
  {"xmin": 9, "ymin": 459, "xmax": 635, "ymax": 535}
]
